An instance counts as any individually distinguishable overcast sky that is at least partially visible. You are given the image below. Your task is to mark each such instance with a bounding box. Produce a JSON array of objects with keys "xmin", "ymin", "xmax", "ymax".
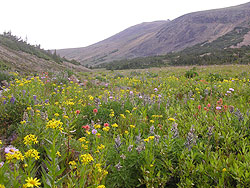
[{"xmin": 0, "ymin": 0, "xmax": 249, "ymax": 50}]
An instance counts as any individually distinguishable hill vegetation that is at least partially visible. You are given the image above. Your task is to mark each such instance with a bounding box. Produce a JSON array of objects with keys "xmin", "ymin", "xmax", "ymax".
[
  {"xmin": 0, "ymin": 31, "xmax": 80, "ymax": 65},
  {"xmin": 0, "ymin": 32, "xmax": 90, "ymax": 73},
  {"xmin": 98, "ymin": 26, "xmax": 250, "ymax": 70}
]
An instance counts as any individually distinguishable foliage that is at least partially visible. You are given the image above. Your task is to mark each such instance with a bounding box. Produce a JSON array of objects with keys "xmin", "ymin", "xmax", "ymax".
[
  {"xmin": 0, "ymin": 31, "xmax": 81, "ymax": 65},
  {"xmin": 0, "ymin": 66, "xmax": 250, "ymax": 187},
  {"xmin": 185, "ymin": 67, "xmax": 198, "ymax": 78}
]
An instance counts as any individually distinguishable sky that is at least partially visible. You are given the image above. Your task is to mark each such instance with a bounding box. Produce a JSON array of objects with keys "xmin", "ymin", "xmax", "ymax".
[{"xmin": 0, "ymin": 0, "xmax": 249, "ymax": 50}]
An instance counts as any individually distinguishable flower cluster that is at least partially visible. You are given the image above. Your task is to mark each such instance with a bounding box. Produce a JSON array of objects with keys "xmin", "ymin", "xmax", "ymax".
[
  {"xmin": 23, "ymin": 134, "xmax": 38, "ymax": 145},
  {"xmin": 46, "ymin": 119, "xmax": 63, "ymax": 131},
  {"xmin": 80, "ymin": 153, "xmax": 94, "ymax": 165},
  {"xmin": 24, "ymin": 149, "xmax": 40, "ymax": 160}
]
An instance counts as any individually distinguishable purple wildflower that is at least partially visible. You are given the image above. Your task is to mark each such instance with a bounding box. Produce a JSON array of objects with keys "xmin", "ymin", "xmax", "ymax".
[
  {"xmin": 33, "ymin": 95, "xmax": 37, "ymax": 100},
  {"xmin": 92, "ymin": 129, "xmax": 97, "ymax": 135},
  {"xmin": 5, "ymin": 146, "xmax": 18, "ymax": 154},
  {"xmin": 229, "ymin": 88, "xmax": 234, "ymax": 91},
  {"xmin": 216, "ymin": 106, "xmax": 222, "ymax": 110},
  {"xmin": 45, "ymin": 99, "xmax": 49, "ymax": 103},
  {"xmin": 154, "ymin": 88, "xmax": 158, "ymax": 92},
  {"xmin": 10, "ymin": 97, "xmax": 15, "ymax": 104}
]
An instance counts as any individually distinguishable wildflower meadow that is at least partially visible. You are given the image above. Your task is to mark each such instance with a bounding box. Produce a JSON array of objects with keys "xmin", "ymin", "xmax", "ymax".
[{"xmin": 0, "ymin": 65, "xmax": 250, "ymax": 187}]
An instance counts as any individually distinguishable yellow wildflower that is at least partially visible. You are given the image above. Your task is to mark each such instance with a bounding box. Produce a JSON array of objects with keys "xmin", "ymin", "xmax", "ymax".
[
  {"xmin": 78, "ymin": 137, "xmax": 86, "ymax": 142},
  {"xmin": 168, "ymin": 118, "xmax": 175, "ymax": 121},
  {"xmin": 63, "ymin": 115, "xmax": 69, "ymax": 119},
  {"xmin": 54, "ymin": 113, "xmax": 59, "ymax": 117},
  {"xmin": 6, "ymin": 151, "xmax": 24, "ymax": 162},
  {"xmin": 130, "ymin": 125, "xmax": 135, "ymax": 128},
  {"xmin": 97, "ymin": 185, "xmax": 106, "ymax": 188},
  {"xmin": 56, "ymin": 151, "xmax": 61, "ymax": 157},
  {"xmin": 94, "ymin": 124, "xmax": 101, "ymax": 129},
  {"xmin": 24, "ymin": 134, "xmax": 38, "ymax": 145},
  {"xmin": 46, "ymin": 119, "xmax": 63, "ymax": 131},
  {"xmin": 149, "ymin": 136, "xmax": 155, "ymax": 140},
  {"xmin": 89, "ymin": 95, "xmax": 94, "ymax": 101},
  {"xmin": 103, "ymin": 127, "xmax": 110, "ymax": 132},
  {"xmin": 111, "ymin": 123, "xmax": 118, "ymax": 128},
  {"xmin": 97, "ymin": 144, "xmax": 105, "ymax": 150},
  {"xmin": 24, "ymin": 177, "xmax": 41, "ymax": 187},
  {"xmin": 80, "ymin": 154, "xmax": 94, "ymax": 165},
  {"xmin": 24, "ymin": 149, "xmax": 40, "ymax": 160},
  {"xmin": 82, "ymin": 144, "xmax": 88, "ymax": 150},
  {"xmin": 20, "ymin": 120, "xmax": 26, "ymax": 125},
  {"xmin": 120, "ymin": 114, "xmax": 126, "ymax": 119}
]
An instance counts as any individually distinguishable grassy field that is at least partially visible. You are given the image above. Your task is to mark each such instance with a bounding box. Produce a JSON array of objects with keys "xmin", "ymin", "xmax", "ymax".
[{"xmin": 0, "ymin": 65, "xmax": 250, "ymax": 187}]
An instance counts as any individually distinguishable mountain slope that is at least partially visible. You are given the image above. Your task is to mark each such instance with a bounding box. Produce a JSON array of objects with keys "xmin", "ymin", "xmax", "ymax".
[
  {"xmin": 57, "ymin": 2, "xmax": 250, "ymax": 66},
  {"xmin": 0, "ymin": 33, "xmax": 90, "ymax": 72}
]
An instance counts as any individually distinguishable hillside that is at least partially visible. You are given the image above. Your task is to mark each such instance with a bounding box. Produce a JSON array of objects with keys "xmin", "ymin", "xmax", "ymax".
[
  {"xmin": 99, "ymin": 26, "xmax": 250, "ymax": 70},
  {"xmin": 0, "ymin": 32, "xmax": 90, "ymax": 72},
  {"xmin": 57, "ymin": 2, "xmax": 250, "ymax": 66}
]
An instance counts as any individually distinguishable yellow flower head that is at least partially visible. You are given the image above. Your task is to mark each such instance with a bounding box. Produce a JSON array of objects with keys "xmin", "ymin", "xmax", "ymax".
[
  {"xmin": 6, "ymin": 151, "xmax": 24, "ymax": 162},
  {"xmin": 25, "ymin": 149, "xmax": 40, "ymax": 160},
  {"xmin": 63, "ymin": 115, "xmax": 69, "ymax": 119},
  {"xmin": 97, "ymin": 144, "xmax": 105, "ymax": 150},
  {"xmin": 97, "ymin": 185, "xmax": 106, "ymax": 188},
  {"xmin": 46, "ymin": 119, "xmax": 63, "ymax": 132},
  {"xmin": 80, "ymin": 153, "xmax": 94, "ymax": 165},
  {"xmin": 69, "ymin": 160, "xmax": 77, "ymax": 166},
  {"xmin": 168, "ymin": 118, "xmax": 175, "ymax": 121},
  {"xmin": 24, "ymin": 134, "xmax": 38, "ymax": 145},
  {"xmin": 56, "ymin": 151, "xmax": 61, "ymax": 157},
  {"xmin": 111, "ymin": 123, "xmax": 118, "ymax": 128},
  {"xmin": 94, "ymin": 124, "xmax": 101, "ymax": 129},
  {"xmin": 24, "ymin": 177, "xmax": 41, "ymax": 187},
  {"xmin": 103, "ymin": 127, "xmax": 110, "ymax": 132},
  {"xmin": 69, "ymin": 160, "xmax": 77, "ymax": 169},
  {"xmin": 20, "ymin": 120, "xmax": 26, "ymax": 125},
  {"xmin": 54, "ymin": 113, "xmax": 59, "ymax": 117},
  {"xmin": 129, "ymin": 125, "xmax": 135, "ymax": 128},
  {"xmin": 120, "ymin": 114, "xmax": 126, "ymax": 119},
  {"xmin": 78, "ymin": 137, "xmax": 86, "ymax": 142},
  {"xmin": 0, "ymin": 184, "xmax": 5, "ymax": 188}
]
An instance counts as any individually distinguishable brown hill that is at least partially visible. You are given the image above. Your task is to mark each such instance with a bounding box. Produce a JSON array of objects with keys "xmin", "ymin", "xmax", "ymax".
[
  {"xmin": 57, "ymin": 2, "xmax": 250, "ymax": 66},
  {"xmin": 0, "ymin": 41, "xmax": 90, "ymax": 73}
]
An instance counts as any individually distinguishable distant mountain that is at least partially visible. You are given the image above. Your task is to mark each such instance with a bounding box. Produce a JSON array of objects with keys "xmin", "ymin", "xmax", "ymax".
[
  {"xmin": 57, "ymin": 2, "xmax": 250, "ymax": 66},
  {"xmin": 0, "ymin": 32, "xmax": 90, "ymax": 72}
]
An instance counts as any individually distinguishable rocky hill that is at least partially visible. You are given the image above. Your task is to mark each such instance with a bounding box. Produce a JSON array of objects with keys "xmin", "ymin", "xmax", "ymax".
[
  {"xmin": 57, "ymin": 2, "xmax": 250, "ymax": 66},
  {"xmin": 0, "ymin": 32, "xmax": 90, "ymax": 73}
]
